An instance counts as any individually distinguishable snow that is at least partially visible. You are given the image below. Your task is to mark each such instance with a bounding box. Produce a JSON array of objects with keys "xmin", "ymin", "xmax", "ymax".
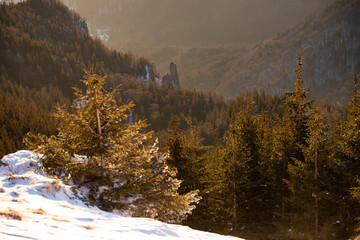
[
  {"xmin": 155, "ymin": 77, "xmax": 162, "ymax": 85},
  {"xmin": 96, "ymin": 29, "xmax": 109, "ymax": 42},
  {"xmin": 140, "ymin": 64, "xmax": 151, "ymax": 84},
  {"xmin": 0, "ymin": 150, "xmax": 243, "ymax": 240},
  {"xmin": 145, "ymin": 64, "xmax": 150, "ymax": 82}
]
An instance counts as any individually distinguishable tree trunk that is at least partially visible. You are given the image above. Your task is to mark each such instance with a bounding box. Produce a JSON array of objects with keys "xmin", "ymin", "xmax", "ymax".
[
  {"xmin": 314, "ymin": 135, "xmax": 319, "ymax": 238},
  {"xmin": 231, "ymin": 142, "xmax": 238, "ymax": 228},
  {"xmin": 95, "ymin": 88, "xmax": 105, "ymax": 177}
]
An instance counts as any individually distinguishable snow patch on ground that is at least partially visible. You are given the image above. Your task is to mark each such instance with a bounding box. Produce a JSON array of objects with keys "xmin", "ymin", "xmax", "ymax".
[{"xmin": 0, "ymin": 150, "xmax": 243, "ymax": 240}]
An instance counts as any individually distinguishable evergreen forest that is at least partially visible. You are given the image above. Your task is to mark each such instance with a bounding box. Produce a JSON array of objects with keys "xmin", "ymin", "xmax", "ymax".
[{"xmin": 1, "ymin": 0, "xmax": 360, "ymax": 239}]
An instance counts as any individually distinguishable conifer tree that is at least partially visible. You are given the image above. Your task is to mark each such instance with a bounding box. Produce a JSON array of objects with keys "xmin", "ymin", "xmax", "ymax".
[
  {"xmin": 166, "ymin": 116, "xmax": 208, "ymax": 194},
  {"xmin": 166, "ymin": 115, "xmax": 216, "ymax": 229},
  {"xmin": 282, "ymin": 55, "xmax": 314, "ymax": 162},
  {"xmin": 333, "ymin": 74, "xmax": 360, "ymax": 234},
  {"xmin": 26, "ymin": 71, "xmax": 200, "ymax": 223},
  {"xmin": 270, "ymin": 56, "xmax": 315, "ymax": 237},
  {"xmin": 351, "ymin": 179, "xmax": 360, "ymax": 239},
  {"xmin": 286, "ymin": 106, "xmax": 332, "ymax": 239},
  {"xmin": 217, "ymin": 96, "xmax": 267, "ymax": 233}
]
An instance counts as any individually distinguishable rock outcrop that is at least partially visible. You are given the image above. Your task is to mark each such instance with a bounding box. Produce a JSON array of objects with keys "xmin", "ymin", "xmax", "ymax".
[
  {"xmin": 162, "ymin": 62, "xmax": 180, "ymax": 88},
  {"xmin": 74, "ymin": 18, "xmax": 89, "ymax": 33},
  {"xmin": 170, "ymin": 62, "xmax": 180, "ymax": 88},
  {"xmin": 162, "ymin": 72, "xmax": 171, "ymax": 85}
]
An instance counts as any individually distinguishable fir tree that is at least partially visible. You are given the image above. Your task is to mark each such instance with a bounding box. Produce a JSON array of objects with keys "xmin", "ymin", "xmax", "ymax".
[
  {"xmin": 333, "ymin": 74, "xmax": 360, "ymax": 235},
  {"xmin": 270, "ymin": 56, "xmax": 315, "ymax": 238},
  {"xmin": 286, "ymin": 106, "xmax": 334, "ymax": 239},
  {"xmin": 351, "ymin": 179, "xmax": 360, "ymax": 239},
  {"xmin": 282, "ymin": 55, "xmax": 314, "ymax": 162},
  {"xmin": 217, "ymin": 96, "xmax": 267, "ymax": 233},
  {"xmin": 26, "ymin": 71, "xmax": 200, "ymax": 223},
  {"xmin": 166, "ymin": 115, "xmax": 208, "ymax": 194}
]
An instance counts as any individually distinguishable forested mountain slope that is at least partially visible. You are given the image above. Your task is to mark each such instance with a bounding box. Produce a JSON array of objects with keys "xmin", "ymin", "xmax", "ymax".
[
  {"xmin": 175, "ymin": 0, "xmax": 360, "ymax": 103},
  {"xmin": 0, "ymin": 0, "xmax": 157, "ymax": 97},
  {"xmin": 0, "ymin": 0, "xmax": 235, "ymax": 158},
  {"xmin": 0, "ymin": 0, "xmax": 157, "ymax": 157},
  {"xmin": 76, "ymin": 0, "xmax": 358, "ymax": 103}
]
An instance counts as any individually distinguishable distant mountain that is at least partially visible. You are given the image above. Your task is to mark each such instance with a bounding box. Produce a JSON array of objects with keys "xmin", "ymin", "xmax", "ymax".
[
  {"xmin": 60, "ymin": 0, "xmax": 333, "ymax": 46},
  {"xmin": 63, "ymin": 0, "xmax": 358, "ymax": 103},
  {"xmin": 174, "ymin": 0, "xmax": 360, "ymax": 103}
]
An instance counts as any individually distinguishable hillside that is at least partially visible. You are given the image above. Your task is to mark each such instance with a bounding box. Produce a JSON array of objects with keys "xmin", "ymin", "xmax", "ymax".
[
  {"xmin": 0, "ymin": 0, "xmax": 157, "ymax": 97},
  {"xmin": 61, "ymin": 0, "xmax": 333, "ymax": 46},
  {"xmin": 0, "ymin": 0, "xmax": 233, "ymax": 160},
  {"xmin": 174, "ymin": 0, "xmax": 360, "ymax": 103},
  {"xmin": 0, "ymin": 150, "xmax": 242, "ymax": 240},
  {"xmin": 0, "ymin": 0, "xmax": 154, "ymax": 157},
  {"xmin": 99, "ymin": 0, "xmax": 359, "ymax": 103}
]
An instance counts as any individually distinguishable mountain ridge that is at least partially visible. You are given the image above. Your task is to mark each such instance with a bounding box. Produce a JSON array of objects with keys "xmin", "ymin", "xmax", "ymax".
[{"xmin": 175, "ymin": 0, "xmax": 360, "ymax": 102}]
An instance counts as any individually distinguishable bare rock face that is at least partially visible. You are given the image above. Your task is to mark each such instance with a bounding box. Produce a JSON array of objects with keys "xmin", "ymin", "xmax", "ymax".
[
  {"xmin": 162, "ymin": 62, "xmax": 180, "ymax": 88},
  {"xmin": 162, "ymin": 73, "xmax": 171, "ymax": 85},
  {"xmin": 74, "ymin": 18, "xmax": 89, "ymax": 33},
  {"xmin": 169, "ymin": 62, "xmax": 180, "ymax": 88}
]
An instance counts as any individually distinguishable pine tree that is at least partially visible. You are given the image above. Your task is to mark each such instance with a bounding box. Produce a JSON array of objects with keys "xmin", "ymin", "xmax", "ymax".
[{"xmin": 26, "ymin": 71, "xmax": 200, "ymax": 223}]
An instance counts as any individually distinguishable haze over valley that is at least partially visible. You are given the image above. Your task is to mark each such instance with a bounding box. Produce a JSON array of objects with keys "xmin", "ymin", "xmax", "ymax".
[{"xmin": 61, "ymin": 0, "xmax": 358, "ymax": 103}]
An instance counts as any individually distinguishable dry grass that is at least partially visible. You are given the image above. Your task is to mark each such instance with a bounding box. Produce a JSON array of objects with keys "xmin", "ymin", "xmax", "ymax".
[
  {"xmin": 43, "ymin": 179, "xmax": 62, "ymax": 196},
  {"xmin": 52, "ymin": 217, "xmax": 70, "ymax": 222},
  {"xmin": 31, "ymin": 208, "xmax": 47, "ymax": 215},
  {"xmin": 6, "ymin": 175, "xmax": 29, "ymax": 181},
  {"xmin": 60, "ymin": 204, "xmax": 75, "ymax": 210},
  {"xmin": 0, "ymin": 208, "xmax": 23, "ymax": 220},
  {"xmin": 63, "ymin": 188, "xmax": 71, "ymax": 198},
  {"xmin": 83, "ymin": 225, "xmax": 94, "ymax": 230},
  {"xmin": 7, "ymin": 175, "xmax": 17, "ymax": 181},
  {"xmin": 29, "ymin": 179, "xmax": 37, "ymax": 185},
  {"xmin": 11, "ymin": 198, "xmax": 29, "ymax": 203}
]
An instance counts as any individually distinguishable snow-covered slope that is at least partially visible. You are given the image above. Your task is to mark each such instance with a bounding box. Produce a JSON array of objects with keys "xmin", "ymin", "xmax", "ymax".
[{"xmin": 0, "ymin": 151, "xmax": 243, "ymax": 240}]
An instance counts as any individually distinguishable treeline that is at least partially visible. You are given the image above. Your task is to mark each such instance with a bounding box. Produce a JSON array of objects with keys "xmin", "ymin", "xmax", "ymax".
[
  {"xmin": 166, "ymin": 59, "xmax": 360, "ymax": 239},
  {"xmin": 0, "ymin": 67, "xmax": 284, "ymax": 159}
]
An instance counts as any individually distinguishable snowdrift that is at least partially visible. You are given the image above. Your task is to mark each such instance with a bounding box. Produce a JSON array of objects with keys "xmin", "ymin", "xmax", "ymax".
[{"xmin": 0, "ymin": 150, "xmax": 243, "ymax": 240}]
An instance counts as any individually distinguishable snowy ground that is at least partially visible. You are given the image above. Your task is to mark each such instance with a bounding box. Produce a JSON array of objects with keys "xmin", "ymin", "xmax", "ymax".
[{"xmin": 0, "ymin": 150, "xmax": 243, "ymax": 240}]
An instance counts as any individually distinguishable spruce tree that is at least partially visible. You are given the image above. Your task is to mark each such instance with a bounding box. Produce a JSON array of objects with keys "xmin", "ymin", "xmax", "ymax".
[
  {"xmin": 286, "ymin": 106, "xmax": 334, "ymax": 239},
  {"xmin": 270, "ymin": 56, "xmax": 314, "ymax": 238},
  {"xmin": 282, "ymin": 56, "xmax": 314, "ymax": 163},
  {"xmin": 26, "ymin": 70, "xmax": 200, "ymax": 223},
  {"xmin": 351, "ymin": 179, "xmax": 360, "ymax": 239},
  {"xmin": 217, "ymin": 96, "xmax": 267, "ymax": 233},
  {"xmin": 166, "ymin": 115, "xmax": 208, "ymax": 194},
  {"xmin": 333, "ymin": 74, "xmax": 360, "ymax": 236}
]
